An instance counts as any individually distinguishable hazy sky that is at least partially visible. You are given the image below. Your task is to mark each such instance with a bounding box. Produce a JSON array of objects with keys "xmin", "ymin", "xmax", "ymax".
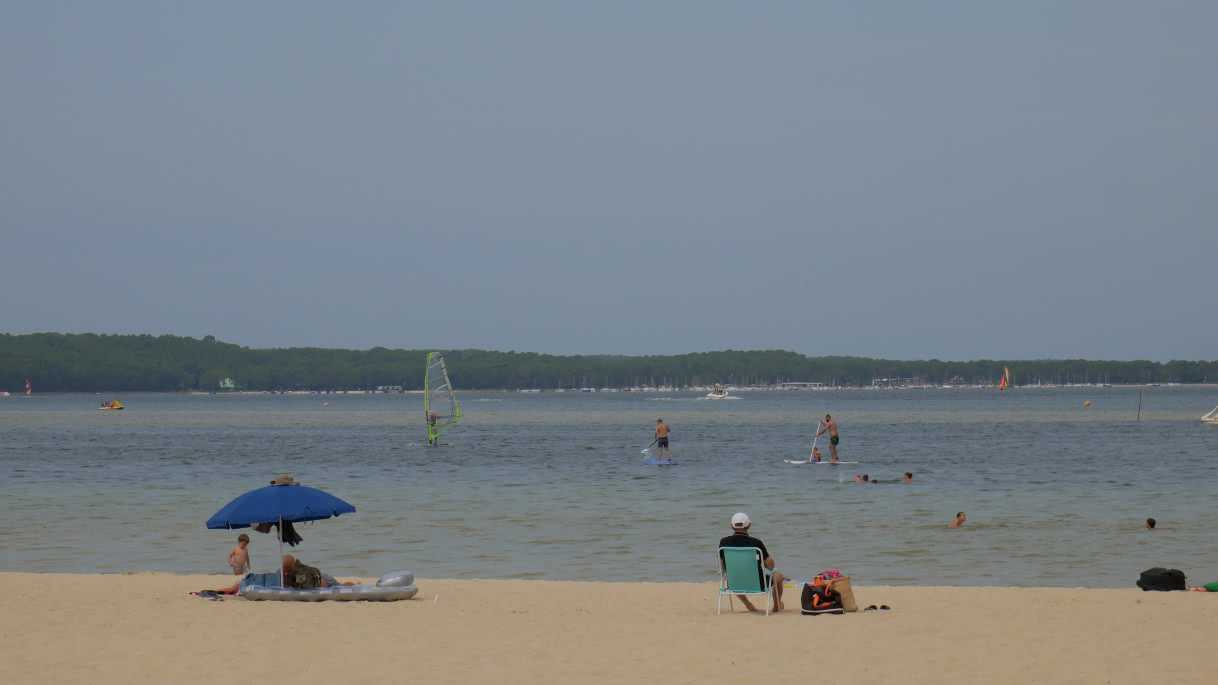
[{"xmin": 3, "ymin": 2, "xmax": 1215, "ymax": 360}]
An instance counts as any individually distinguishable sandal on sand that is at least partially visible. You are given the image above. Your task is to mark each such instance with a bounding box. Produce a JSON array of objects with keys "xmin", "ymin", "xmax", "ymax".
[{"xmin": 864, "ymin": 605, "xmax": 878, "ymax": 611}]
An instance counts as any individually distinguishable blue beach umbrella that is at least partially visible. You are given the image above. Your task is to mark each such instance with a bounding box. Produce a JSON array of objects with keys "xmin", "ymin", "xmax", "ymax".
[{"xmin": 206, "ymin": 474, "xmax": 356, "ymax": 572}]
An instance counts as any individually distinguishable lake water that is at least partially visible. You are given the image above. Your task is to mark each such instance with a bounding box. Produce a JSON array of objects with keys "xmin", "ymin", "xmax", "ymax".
[{"xmin": 2, "ymin": 387, "xmax": 1216, "ymax": 588}]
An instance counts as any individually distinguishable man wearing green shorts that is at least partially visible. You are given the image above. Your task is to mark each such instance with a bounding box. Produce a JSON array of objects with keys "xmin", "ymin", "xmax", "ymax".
[{"xmin": 816, "ymin": 414, "xmax": 840, "ymax": 463}]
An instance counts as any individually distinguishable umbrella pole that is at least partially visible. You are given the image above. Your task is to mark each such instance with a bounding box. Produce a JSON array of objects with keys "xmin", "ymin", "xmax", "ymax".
[{"xmin": 278, "ymin": 515, "xmax": 284, "ymax": 585}]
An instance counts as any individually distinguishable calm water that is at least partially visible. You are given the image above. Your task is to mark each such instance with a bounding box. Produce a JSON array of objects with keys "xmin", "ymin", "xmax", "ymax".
[{"xmin": 2, "ymin": 387, "xmax": 1216, "ymax": 588}]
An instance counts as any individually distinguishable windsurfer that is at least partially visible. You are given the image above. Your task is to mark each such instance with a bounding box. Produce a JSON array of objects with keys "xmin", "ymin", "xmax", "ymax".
[
  {"xmin": 428, "ymin": 413, "xmax": 439, "ymax": 445},
  {"xmin": 424, "ymin": 352, "xmax": 461, "ymax": 446},
  {"xmin": 816, "ymin": 414, "xmax": 840, "ymax": 462}
]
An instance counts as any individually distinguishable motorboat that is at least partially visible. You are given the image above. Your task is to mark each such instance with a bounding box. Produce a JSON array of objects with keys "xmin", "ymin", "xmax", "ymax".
[
  {"xmin": 99, "ymin": 400, "xmax": 125, "ymax": 410},
  {"xmin": 706, "ymin": 385, "xmax": 730, "ymax": 400}
]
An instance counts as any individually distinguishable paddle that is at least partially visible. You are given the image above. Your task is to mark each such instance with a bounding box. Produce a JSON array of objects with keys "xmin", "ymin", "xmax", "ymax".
[
  {"xmin": 810, "ymin": 420, "xmax": 824, "ymax": 461},
  {"xmin": 641, "ymin": 438, "xmax": 658, "ymax": 455}
]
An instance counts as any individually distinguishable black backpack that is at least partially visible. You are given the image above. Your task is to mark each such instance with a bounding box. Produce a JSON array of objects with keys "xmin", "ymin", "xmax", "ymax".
[{"xmin": 1136, "ymin": 567, "xmax": 1186, "ymax": 591}]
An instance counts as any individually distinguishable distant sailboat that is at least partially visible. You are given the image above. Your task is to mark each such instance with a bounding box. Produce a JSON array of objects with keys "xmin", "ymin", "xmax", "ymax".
[
  {"xmin": 1203, "ymin": 406, "xmax": 1218, "ymax": 425},
  {"xmin": 25, "ymin": 380, "xmax": 31, "ymax": 397},
  {"xmin": 999, "ymin": 367, "xmax": 1011, "ymax": 390},
  {"xmin": 424, "ymin": 352, "xmax": 461, "ymax": 445}
]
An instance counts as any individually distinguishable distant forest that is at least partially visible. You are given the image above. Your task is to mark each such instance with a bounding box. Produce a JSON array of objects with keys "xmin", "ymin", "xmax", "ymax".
[{"xmin": 1, "ymin": 333, "xmax": 1215, "ymax": 393}]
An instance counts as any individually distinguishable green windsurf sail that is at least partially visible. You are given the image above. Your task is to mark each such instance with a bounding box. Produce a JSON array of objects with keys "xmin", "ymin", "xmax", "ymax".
[{"xmin": 424, "ymin": 352, "xmax": 461, "ymax": 444}]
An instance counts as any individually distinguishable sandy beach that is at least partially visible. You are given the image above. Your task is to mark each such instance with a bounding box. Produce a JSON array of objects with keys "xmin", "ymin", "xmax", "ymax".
[{"xmin": 1, "ymin": 573, "xmax": 1213, "ymax": 684}]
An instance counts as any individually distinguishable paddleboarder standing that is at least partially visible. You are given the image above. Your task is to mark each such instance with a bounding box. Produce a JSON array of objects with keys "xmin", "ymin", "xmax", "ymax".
[
  {"xmin": 654, "ymin": 419, "xmax": 672, "ymax": 463},
  {"xmin": 816, "ymin": 414, "xmax": 840, "ymax": 463}
]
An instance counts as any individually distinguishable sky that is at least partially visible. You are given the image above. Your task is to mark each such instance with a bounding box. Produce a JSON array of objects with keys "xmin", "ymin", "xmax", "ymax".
[{"xmin": 2, "ymin": 2, "xmax": 1215, "ymax": 361}]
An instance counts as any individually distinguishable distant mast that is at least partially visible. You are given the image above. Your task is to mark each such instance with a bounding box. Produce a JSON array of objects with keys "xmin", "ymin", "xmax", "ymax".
[{"xmin": 25, "ymin": 380, "xmax": 31, "ymax": 397}]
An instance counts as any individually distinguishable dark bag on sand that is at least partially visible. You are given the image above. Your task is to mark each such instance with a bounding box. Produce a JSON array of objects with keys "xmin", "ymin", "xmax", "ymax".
[
  {"xmin": 801, "ymin": 583, "xmax": 844, "ymax": 615},
  {"xmin": 1137, "ymin": 567, "xmax": 1187, "ymax": 591}
]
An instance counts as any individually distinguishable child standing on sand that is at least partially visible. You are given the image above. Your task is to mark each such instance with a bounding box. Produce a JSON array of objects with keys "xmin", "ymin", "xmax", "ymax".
[{"xmin": 228, "ymin": 534, "xmax": 251, "ymax": 575}]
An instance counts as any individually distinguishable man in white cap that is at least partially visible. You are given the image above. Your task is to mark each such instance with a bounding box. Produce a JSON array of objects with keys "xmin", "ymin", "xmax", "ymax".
[{"xmin": 718, "ymin": 512, "xmax": 786, "ymax": 612}]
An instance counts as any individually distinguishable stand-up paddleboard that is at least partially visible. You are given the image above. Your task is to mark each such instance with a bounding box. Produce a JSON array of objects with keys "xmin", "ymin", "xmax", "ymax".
[
  {"xmin": 645, "ymin": 459, "xmax": 679, "ymax": 466},
  {"xmin": 784, "ymin": 459, "xmax": 861, "ymax": 465}
]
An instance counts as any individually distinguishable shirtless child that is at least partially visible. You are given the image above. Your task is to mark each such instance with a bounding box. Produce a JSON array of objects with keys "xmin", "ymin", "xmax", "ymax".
[{"xmin": 228, "ymin": 534, "xmax": 251, "ymax": 575}]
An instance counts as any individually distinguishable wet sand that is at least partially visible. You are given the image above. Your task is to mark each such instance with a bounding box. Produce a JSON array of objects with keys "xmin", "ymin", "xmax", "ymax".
[{"xmin": 1, "ymin": 573, "xmax": 1213, "ymax": 684}]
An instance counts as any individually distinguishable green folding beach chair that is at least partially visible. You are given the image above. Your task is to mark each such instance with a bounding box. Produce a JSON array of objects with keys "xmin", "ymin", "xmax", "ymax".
[{"xmin": 718, "ymin": 546, "xmax": 775, "ymax": 616}]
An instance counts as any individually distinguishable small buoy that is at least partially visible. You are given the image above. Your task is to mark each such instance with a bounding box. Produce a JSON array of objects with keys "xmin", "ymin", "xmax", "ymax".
[
  {"xmin": 324, "ymin": 402, "xmax": 329, "ymax": 406},
  {"xmin": 1084, "ymin": 401, "xmax": 1091, "ymax": 406}
]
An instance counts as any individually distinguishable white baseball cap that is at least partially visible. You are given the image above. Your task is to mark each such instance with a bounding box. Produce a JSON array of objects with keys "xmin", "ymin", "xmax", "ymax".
[{"xmin": 731, "ymin": 512, "xmax": 751, "ymax": 529}]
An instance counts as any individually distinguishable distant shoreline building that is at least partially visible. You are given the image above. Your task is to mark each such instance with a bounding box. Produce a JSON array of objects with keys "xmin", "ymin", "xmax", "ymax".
[{"xmin": 871, "ymin": 377, "xmax": 921, "ymax": 389}]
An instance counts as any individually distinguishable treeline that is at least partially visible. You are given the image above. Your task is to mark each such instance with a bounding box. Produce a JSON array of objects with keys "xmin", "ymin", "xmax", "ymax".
[{"xmin": 0, "ymin": 333, "xmax": 1215, "ymax": 392}]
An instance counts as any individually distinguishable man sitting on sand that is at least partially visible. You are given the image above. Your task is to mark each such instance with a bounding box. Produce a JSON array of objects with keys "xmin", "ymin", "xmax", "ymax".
[
  {"xmin": 282, "ymin": 555, "xmax": 354, "ymax": 589},
  {"xmin": 718, "ymin": 512, "xmax": 786, "ymax": 612}
]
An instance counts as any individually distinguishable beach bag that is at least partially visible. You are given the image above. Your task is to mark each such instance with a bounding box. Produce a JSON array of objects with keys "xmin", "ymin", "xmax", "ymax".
[
  {"xmin": 1136, "ymin": 567, "xmax": 1186, "ymax": 591},
  {"xmin": 801, "ymin": 583, "xmax": 844, "ymax": 615},
  {"xmin": 829, "ymin": 576, "xmax": 859, "ymax": 612}
]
